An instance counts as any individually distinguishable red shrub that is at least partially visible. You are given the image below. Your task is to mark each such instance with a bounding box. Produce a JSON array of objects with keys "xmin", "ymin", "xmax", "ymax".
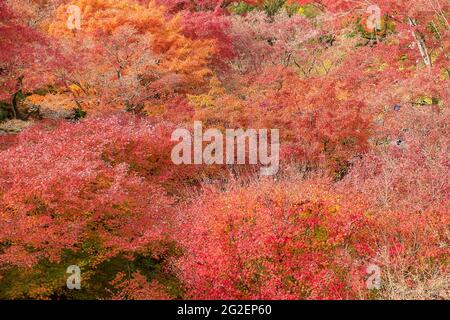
[
  {"xmin": 174, "ymin": 177, "xmax": 374, "ymax": 299},
  {"xmin": 192, "ymin": 67, "xmax": 372, "ymax": 176},
  {"xmin": 337, "ymin": 105, "xmax": 449, "ymax": 293},
  {"xmin": 110, "ymin": 271, "xmax": 170, "ymax": 300},
  {"xmin": 0, "ymin": 114, "xmax": 175, "ymax": 267},
  {"xmin": 342, "ymin": 105, "xmax": 449, "ymax": 213}
]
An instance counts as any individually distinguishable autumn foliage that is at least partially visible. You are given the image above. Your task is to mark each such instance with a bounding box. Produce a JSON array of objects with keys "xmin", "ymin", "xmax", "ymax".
[
  {"xmin": 0, "ymin": 115, "xmax": 174, "ymax": 267},
  {"xmin": 175, "ymin": 177, "xmax": 373, "ymax": 299},
  {"xmin": 0, "ymin": 0, "xmax": 448, "ymax": 300}
]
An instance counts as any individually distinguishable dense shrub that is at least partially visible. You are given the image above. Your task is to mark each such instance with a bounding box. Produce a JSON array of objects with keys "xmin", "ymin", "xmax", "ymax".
[
  {"xmin": 0, "ymin": 114, "xmax": 177, "ymax": 268},
  {"xmin": 174, "ymin": 177, "xmax": 374, "ymax": 299}
]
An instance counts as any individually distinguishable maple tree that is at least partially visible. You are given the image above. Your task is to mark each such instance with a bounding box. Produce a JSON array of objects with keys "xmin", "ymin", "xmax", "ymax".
[
  {"xmin": 0, "ymin": 0, "xmax": 448, "ymax": 300},
  {"xmin": 0, "ymin": 0, "xmax": 58, "ymax": 118},
  {"xmin": 190, "ymin": 66, "xmax": 372, "ymax": 177},
  {"xmin": 0, "ymin": 115, "xmax": 174, "ymax": 267},
  {"xmin": 48, "ymin": 0, "xmax": 216, "ymax": 111}
]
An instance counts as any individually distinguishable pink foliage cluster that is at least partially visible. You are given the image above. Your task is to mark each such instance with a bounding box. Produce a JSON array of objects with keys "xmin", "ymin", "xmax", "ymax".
[
  {"xmin": 0, "ymin": 115, "xmax": 174, "ymax": 267},
  {"xmin": 175, "ymin": 178, "xmax": 373, "ymax": 299}
]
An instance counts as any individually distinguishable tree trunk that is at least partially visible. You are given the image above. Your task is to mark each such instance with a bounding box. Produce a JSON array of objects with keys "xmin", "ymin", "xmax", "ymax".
[
  {"xmin": 408, "ymin": 17, "xmax": 432, "ymax": 68},
  {"xmin": 10, "ymin": 76, "xmax": 24, "ymax": 119}
]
